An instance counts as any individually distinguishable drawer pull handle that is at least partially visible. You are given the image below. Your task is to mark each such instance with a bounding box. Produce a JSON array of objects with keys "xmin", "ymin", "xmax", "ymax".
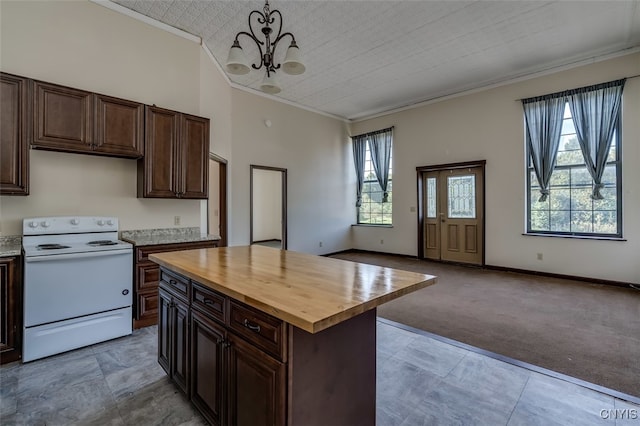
[
  {"xmin": 243, "ymin": 319, "xmax": 261, "ymax": 333},
  {"xmin": 203, "ymin": 298, "xmax": 216, "ymax": 307},
  {"xmin": 169, "ymin": 279, "xmax": 177, "ymax": 286}
]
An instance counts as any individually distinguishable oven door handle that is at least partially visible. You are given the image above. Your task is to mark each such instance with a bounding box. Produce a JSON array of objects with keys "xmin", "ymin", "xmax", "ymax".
[{"xmin": 25, "ymin": 249, "xmax": 132, "ymax": 263}]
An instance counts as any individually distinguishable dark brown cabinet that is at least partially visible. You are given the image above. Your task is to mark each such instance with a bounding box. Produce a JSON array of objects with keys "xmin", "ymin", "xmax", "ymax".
[
  {"xmin": 94, "ymin": 93, "xmax": 144, "ymax": 157},
  {"xmin": 227, "ymin": 332, "xmax": 286, "ymax": 426},
  {"xmin": 0, "ymin": 73, "xmax": 29, "ymax": 195},
  {"xmin": 158, "ymin": 278, "xmax": 190, "ymax": 396},
  {"xmin": 139, "ymin": 106, "xmax": 208, "ymax": 199},
  {"xmin": 33, "ymin": 80, "xmax": 93, "ymax": 151},
  {"xmin": 191, "ymin": 309, "xmax": 226, "ymax": 425},
  {"xmin": 32, "ymin": 80, "xmax": 143, "ymax": 158},
  {"xmin": 0, "ymin": 256, "xmax": 22, "ymax": 364},
  {"xmin": 130, "ymin": 240, "xmax": 218, "ymax": 329},
  {"xmin": 159, "ymin": 270, "xmax": 286, "ymax": 426}
]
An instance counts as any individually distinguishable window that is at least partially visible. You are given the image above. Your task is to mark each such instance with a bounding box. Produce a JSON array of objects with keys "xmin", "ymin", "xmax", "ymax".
[
  {"xmin": 527, "ymin": 103, "xmax": 622, "ymax": 237},
  {"xmin": 358, "ymin": 139, "xmax": 393, "ymax": 225}
]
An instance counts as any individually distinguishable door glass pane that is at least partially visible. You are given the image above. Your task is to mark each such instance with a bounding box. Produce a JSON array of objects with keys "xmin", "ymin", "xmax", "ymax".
[
  {"xmin": 448, "ymin": 175, "xmax": 476, "ymax": 218},
  {"xmin": 427, "ymin": 178, "xmax": 437, "ymax": 218}
]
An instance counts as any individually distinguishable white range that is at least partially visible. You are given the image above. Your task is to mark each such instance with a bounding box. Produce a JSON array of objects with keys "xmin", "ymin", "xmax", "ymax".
[{"xmin": 22, "ymin": 216, "xmax": 133, "ymax": 362}]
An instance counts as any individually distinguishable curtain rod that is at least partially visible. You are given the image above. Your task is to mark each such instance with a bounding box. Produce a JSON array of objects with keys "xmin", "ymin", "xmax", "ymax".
[
  {"xmin": 350, "ymin": 126, "xmax": 394, "ymax": 139},
  {"xmin": 514, "ymin": 75, "xmax": 637, "ymax": 102}
]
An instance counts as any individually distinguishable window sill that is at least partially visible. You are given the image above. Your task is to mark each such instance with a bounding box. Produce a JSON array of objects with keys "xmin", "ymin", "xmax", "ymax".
[
  {"xmin": 352, "ymin": 224, "xmax": 394, "ymax": 228},
  {"xmin": 523, "ymin": 233, "xmax": 626, "ymax": 242}
]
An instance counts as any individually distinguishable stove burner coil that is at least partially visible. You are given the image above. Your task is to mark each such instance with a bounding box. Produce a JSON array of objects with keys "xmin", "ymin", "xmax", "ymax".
[
  {"xmin": 36, "ymin": 244, "xmax": 71, "ymax": 250},
  {"xmin": 87, "ymin": 240, "xmax": 119, "ymax": 246}
]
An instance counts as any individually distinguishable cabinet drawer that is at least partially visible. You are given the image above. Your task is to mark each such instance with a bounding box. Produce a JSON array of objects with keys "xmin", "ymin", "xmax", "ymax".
[
  {"xmin": 229, "ymin": 301, "xmax": 285, "ymax": 361},
  {"xmin": 137, "ymin": 264, "xmax": 159, "ymax": 291},
  {"xmin": 160, "ymin": 268, "xmax": 190, "ymax": 300},
  {"xmin": 137, "ymin": 290, "xmax": 158, "ymax": 321},
  {"xmin": 137, "ymin": 241, "xmax": 218, "ymax": 263},
  {"xmin": 192, "ymin": 283, "xmax": 226, "ymax": 325}
]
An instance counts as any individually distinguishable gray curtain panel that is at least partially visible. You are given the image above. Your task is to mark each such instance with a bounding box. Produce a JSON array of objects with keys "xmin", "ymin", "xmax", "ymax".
[
  {"xmin": 567, "ymin": 79, "xmax": 625, "ymax": 200},
  {"xmin": 352, "ymin": 134, "xmax": 367, "ymax": 207},
  {"xmin": 522, "ymin": 96, "xmax": 565, "ymax": 202},
  {"xmin": 368, "ymin": 128, "xmax": 393, "ymax": 202}
]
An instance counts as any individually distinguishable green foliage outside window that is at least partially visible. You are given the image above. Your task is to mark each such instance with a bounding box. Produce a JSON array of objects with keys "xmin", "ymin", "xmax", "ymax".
[
  {"xmin": 358, "ymin": 146, "xmax": 392, "ymax": 225},
  {"xmin": 527, "ymin": 105, "xmax": 621, "ymax": 236}
]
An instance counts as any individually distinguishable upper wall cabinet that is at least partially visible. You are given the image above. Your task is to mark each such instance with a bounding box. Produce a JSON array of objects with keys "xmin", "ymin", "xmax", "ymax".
[
  {"xmin": 0, "ymin": 72, "xmax": 29, "ymax": 195},
  {"xmin": 138, "ymin": 106, "xmax": 208, "ymax": 199},
  {"xmin": 94, "ymin": 94, "xmax": 144, "ymax": 157},
  {"xmin": 32, "ymin": 81, "xmax": 143, "ymax": 159}
]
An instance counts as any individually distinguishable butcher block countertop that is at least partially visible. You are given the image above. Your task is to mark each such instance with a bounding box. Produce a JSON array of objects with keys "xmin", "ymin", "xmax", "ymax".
[{"xmin": 150, "ymin": 245, "xmax": 437, "ymax": 333}]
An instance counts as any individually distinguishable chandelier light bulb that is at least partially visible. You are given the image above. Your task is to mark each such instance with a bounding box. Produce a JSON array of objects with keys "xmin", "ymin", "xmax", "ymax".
[
  {"xmin": 260, "ymin": 70, "xmax": 282, "ymax": 94},
  {"xmin": 226, "ymin": 41, "xmax": 250, "ymax": 75},
  {"xmin": 282, "ymin": 41, "xmax": 305, "ymax": 75}
]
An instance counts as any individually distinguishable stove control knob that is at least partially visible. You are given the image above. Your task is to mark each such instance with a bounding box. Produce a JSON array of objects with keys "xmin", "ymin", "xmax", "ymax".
[
  {"xmin": 29, "ymin": 221, "xmax": 39, "ymax": 228},
  {"xmin": 106, "ymin": 219, "xmax": 114, "ymax": 226},
  {"xmin": 70, "ymin": 218, "xmax": 79, "ymax": 225},
  {"xmin": 96, "ymin": 220, "xmax": 105, "ymax": 226},
  {"xmin": 40, "ymin": 221, "xmax": 50, "ymax": 228}
]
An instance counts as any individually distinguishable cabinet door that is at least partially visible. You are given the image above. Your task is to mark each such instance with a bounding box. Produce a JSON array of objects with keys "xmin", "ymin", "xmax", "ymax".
[
  {"xmin": 0, "ymin": 73, "xmax": 29, "ymax": 195},
  {"xmin": 33, "ymin": 81, "xmax": 93, "ymax": 152},
  {"xmin": 227, "ymin": 333, "xmax": 286, "ymax": 426},
  {"xmin": 179, "ymin": 114, "xmax": 209, "ymax": 199},
  {"xmin": 141, "ymin": 105, "xmax": 179, "ymax": 197},
  {"xmin": 172, "ymin": 297, "xmax": 190, "ymax": 396},
  {"xmin": 191, "ymin": 310, "xmax": 226, "ymax": 426},
  {"xmin": 158, "ymin": 287, "xmax": 172, "ymax": 375},
  {"xmin": 94, "ymin": 94, "xmax": 143, "ymax": 158},
  {"xmin": 0, "ymin": 257, "xmax": 21, "ymax": 364}
]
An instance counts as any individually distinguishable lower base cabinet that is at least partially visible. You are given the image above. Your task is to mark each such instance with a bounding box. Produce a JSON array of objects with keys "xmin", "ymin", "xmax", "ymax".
[
  {"xmin": 131, "ymin": 240, "xmax": 218, "ymax": 329},
  {"xmin": 159, "ymin": 269, "xmax": 286, "ymax": 426},
  {"xmin": 158, "ymin": 266, "xmax": 376, "ymax": 426},
  {"xmin": 158, "ymin": 286, "xmax": 190, "ymax": 395},
  {"xmin": 227, "ymin": 332, "xmax": 286, "ymax": 426},
  {"xmin": 0, "ymin": 256, "xmax": 22, "ymax": 364},
  {"xmin": 191, "ymin": 309, "xmax": 225, "ymax": 425}
]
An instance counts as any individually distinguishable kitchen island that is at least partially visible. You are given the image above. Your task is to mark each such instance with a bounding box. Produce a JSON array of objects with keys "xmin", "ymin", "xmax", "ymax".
[{"xmin": 150, "ymin": 245, "xmax": 436, "ymax": 426}]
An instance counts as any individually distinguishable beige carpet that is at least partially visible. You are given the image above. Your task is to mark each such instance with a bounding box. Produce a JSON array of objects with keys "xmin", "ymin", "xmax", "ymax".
[{"xmin": 330, "ymin": 251, "xmax": 640, "ymax": 398}]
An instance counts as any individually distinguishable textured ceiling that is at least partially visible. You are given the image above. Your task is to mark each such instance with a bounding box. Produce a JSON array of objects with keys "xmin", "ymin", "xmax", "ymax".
[{"xmin": 110, "ymin": 0, "xmax": 640, "ymax": 120}]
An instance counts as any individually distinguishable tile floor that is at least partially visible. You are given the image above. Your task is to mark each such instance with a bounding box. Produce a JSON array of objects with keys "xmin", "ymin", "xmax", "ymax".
[{"xmin": 1, "ymin": 321, "xmax": 638, "ymax": 425}]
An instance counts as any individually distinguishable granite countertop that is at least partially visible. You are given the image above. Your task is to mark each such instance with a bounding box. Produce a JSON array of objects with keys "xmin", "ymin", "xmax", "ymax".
[
  {"xmin": 150, "ymin": 245, "xmax": 437, "ymax": 334},
  {"xmin": 0, "ymin": 236, "xmax": 22, "ymax": 257},
  {"xmin": 120, "ymin": 227, "xmax": 220, "ymax": 247}
]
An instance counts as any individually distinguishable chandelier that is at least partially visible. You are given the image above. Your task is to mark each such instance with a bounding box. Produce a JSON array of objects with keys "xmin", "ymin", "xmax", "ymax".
[{"xmin": 225, "ymin": 0, "xmax": 305, "ymax": 94}]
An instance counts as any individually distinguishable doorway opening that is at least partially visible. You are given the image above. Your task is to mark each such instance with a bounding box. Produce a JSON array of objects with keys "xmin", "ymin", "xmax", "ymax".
[
  {"xmin": 250, "ymin": 165, "xmax": 287, "ymax": 250},
  {"xmin": 417, "ymin": 160, "xmax": 485, "ymax": 265},
  {"xmin": 208, "ymin": 153, "xmax": 228, "ymax": 247}
]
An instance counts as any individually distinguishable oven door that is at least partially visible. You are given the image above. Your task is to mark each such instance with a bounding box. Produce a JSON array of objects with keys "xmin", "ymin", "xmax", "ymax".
[{"xmin": 24, "ymin": 249, "xmax": 133, "ymax": 327}]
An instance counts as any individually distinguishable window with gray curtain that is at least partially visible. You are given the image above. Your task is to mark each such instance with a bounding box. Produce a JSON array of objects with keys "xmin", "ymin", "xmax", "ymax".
[
  {"xmin": 352, "ymin": 127, "xmax": 394, "ymax": 225},
  {"xmin": 525, "ymin": 79, "xmax": 625, "ymax": 237}
]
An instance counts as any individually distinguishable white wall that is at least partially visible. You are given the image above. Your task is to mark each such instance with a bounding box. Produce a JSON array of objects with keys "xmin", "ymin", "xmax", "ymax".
[
  {"xmin": 3, "ymin": 1, "xmax": 634, "ymax": 283},
  {"xmin": 229, "ymin": 90, "xmax": 353, "ymax": 254},
  {"xmin": 0, "ymin": 0, "xmax": 203, "ymax": 234},
  {"xmin": 350, "ymin": 53, "xmax": 640, "ymax": 284},
  {"xmin": 0, "ymin": 0, "xmax": 353, "ymax": 256},
  {"xmin": 252, "ymin": 168, "xmax": 282, "ymax": 242}
]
